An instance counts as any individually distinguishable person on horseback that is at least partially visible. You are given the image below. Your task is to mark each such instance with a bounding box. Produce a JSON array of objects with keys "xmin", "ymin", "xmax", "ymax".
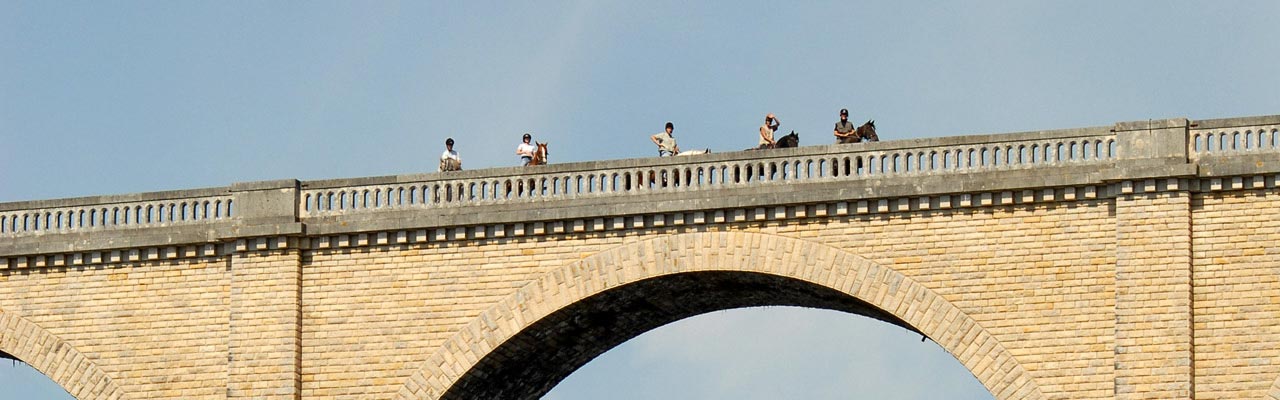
[
  {"xmin": 439, "ymin": 137, "xmax": 462, "ymax": 172},
  {"xmin": 651, "ymin": 121, "xmax": 680, "ymax": 156},
  {"xmin": 834, "ymin": 108, "xmax": 859, "ymax": 144},
  {"xmin": 758, "ymin": 113, "xmax": 780, "ymax": 149},
  {"xmin": 516, "ymin": 133, "xmax": 537, "ymax": 166}
]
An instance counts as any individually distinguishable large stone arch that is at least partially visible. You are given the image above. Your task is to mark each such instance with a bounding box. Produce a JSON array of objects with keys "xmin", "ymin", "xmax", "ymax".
[
  {"xmin": 0, "ymin": 309, "xmax": 124, "ymax": 400},
  {"xmin": 395, "ymin": 231, "xmax": 1045, "ymax": 400}
]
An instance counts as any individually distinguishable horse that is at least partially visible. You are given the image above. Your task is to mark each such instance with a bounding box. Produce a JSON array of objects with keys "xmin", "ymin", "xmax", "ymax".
[
  {"xmin": 676, "ymin": 148, "xmax": 711, "ymax": 156},
  {"xmin": 856, "ymin": 120, "xmax": 878, "ymax": 142},
  {"xmin": 503, "ymin": 142, "xmax": 549, "ymax": 196},
  {"xmin": 439, "ymin": 158, "xmax": 462, "ymax": 172},
  {"xmin": 838, "ymin": 120, "xmax": 878, "ymax": 144},
  {"xmin": 528, "ymin": 142, "xmax": 549, "ymax": 166},
  {"xmin": 776, "ymin": 131, "xmax": 800, "ymax": 148}
]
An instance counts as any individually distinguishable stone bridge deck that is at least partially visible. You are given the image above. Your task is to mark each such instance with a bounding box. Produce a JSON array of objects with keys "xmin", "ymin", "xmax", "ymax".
[{"xmin": 1, "ymin": 114, "xmax": 1279, "ymax": 400}]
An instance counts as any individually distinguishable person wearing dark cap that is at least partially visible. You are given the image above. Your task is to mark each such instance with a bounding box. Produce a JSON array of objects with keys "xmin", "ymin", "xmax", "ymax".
[
  {"xmin": 651, "ymin": 122, "xmax": 681, "ymax": 156},
  {"xmin": 834, "ymin": 108, "xmax": 859, "ymax": 144},
  {"xmin": 439, "ymin": 137, "xmax": 462, "ymax": 172},
  {"xmin": 516, "ymin": 133, "xmax": 537, "ymax": 165}
]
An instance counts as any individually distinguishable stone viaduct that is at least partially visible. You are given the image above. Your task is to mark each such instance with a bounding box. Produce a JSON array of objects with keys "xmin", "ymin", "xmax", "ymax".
[{"xmin": 2, "ymin": 115, "xmax": 1280, "ymax": 399}]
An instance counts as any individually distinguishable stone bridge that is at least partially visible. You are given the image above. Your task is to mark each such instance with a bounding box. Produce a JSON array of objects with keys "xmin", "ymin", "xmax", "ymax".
[{"xmin": 3, "ymin": 115, "xmax": 1280, "ymax": 399}]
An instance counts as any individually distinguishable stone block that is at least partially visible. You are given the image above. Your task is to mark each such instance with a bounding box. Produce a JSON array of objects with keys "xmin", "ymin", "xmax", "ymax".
[{"xmin": 691, "ymin": 212, "xmax": 706, "ymax": 224}]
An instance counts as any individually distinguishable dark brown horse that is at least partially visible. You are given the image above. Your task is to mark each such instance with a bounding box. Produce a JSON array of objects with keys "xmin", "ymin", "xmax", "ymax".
[
  {"xmin": 837, "ymin": 120, "xmax": 878, "ymax": 144},
  {"xmin": 776, "ymin": 131, "xmax": 800, "ymax": 148},
  {"xmin": 856, "ymin": 120, "xmax": 878, "ymax": 142}
]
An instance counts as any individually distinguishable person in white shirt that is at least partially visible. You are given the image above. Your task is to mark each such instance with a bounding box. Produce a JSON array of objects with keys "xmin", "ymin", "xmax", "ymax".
[
  {"xmin": 439, "ymin": 137, "xmax": 462, "ymax": 172},
  {"xmin": 516, "ymin": 133, "xmax": 537, "ymax": 165}
]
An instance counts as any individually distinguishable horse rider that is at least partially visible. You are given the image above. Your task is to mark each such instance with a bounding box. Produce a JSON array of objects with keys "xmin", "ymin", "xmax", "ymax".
[
  {"xmin": 439, "ymin": 137, "xmax": 462, "ymax": 172},
  {"xmin": 758, "ymin": 113, "xmax": 780, "ymax": 149},
  {"xmin": 834, "ymin": 108, "xmax": 859, "ymax": 144},
  {"xmin": 651, "ymin": 122, "xmax": 680, "ymax": 156},
  {"xmin": 516, "ymin": 133, "xmax": 537, "ymax": 166}
]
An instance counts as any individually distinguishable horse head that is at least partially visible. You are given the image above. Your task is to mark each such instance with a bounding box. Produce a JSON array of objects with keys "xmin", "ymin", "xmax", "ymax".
[
  {"xmin": 531, "ymin": 142, "xmax": 549, "ymax": 165},
  {"xmin": 859, "ymin": 120, "xmax": 879, "ymax": 142},
  {"xmin": 778, "ymin": 131, "xmax": 800, "ymax": 148}
]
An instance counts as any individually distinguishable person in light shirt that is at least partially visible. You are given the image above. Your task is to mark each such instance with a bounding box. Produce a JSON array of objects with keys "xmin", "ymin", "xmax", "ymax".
[
  {"xmin": 758, "ymin": 113, "xmax": 780, "ymax": 149},
  {"xmin": 439, "ymin": 137, "xmax": 461, "ymax": 172},
  {"xmin": 516, "ymin": 133, "xmax": 537, "ymax": 166},
  {"xmin": 651, "ymin": 122, "xmax": 680, "ymax": 156}
]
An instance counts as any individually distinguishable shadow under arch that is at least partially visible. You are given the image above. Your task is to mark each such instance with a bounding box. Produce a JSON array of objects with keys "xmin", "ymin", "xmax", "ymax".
[
  {"xmin": 0, "ymin": 309, "xmax": 124, "ymax": 399},
  {"xmin": 395, "ymin": 231, "xmax": 1045, "ymax": 400}
]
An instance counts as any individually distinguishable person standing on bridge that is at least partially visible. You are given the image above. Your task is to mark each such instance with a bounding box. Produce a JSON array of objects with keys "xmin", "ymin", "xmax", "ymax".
[
  {"xmin": 833, "ymin": 108, "xmax": 859, "ymax": 144},
  {"xmin": 651, "ymin": 122, "xmax": 680, "ymax": 156},
  {"xmin": 516, "ymin": 133, "xmax": 537, "ymax": 166},
  {"xmin": 758, "ymin": 113, "xmax": 780, "ymax": 149},
  {"xmin": 439, "ymin": 138, "xmax": 462, "ymax": 172}
]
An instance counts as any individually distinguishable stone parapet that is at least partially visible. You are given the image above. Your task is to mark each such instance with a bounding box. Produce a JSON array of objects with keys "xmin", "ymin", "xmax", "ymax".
[{"xmin": 0, "ymin": 114, "xmax": 1276, "ymax": 260}]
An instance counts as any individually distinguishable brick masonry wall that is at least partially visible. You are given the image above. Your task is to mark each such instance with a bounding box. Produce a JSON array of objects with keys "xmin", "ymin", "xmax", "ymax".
[
  {"xmin": 1193, "ymin": 188, "xmax": 1280, "ymax": 399},
  {"xmin": 0, "ymin": 256, "xmax": 230, "ymax": 399},
  {"xmin": 229, "ymin": 248, "xmax": 303, "ymax": 399},
  {"xmin": 1114, "ymin": 190, "xmax": 1193, "ymax": 399}
]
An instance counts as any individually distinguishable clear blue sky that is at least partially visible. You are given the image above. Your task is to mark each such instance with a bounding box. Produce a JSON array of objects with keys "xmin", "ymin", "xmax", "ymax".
[{"xmin": 2, "ymin": 2, "xmax": 1279, "ymax": 399}]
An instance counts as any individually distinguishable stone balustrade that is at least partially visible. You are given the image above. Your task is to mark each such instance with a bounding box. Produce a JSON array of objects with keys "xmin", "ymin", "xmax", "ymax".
[
  {"xmin": 1189, "ymin": 115, "xmax": 1280, "ymax": 160},
  {"xmin": 0, "ymin": 188, "xmax": 233, "ymax": 237},
  {"xmin": 1, "ymin": 114, "xmax": 1277, "ymax": 250},
  {"xmin": 297, "ymin": 126, "xmax": 1119, "ymax": 218}
]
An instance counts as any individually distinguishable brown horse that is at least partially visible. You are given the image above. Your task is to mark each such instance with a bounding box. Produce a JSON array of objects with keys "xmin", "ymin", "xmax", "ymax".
[
  {"xmin": 505, "ymin": 142, "xmax": 549, "ymax": 197},
  {"xmin": 527, "ymin": 142, "xmax": 549, "ymax": 166}
]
